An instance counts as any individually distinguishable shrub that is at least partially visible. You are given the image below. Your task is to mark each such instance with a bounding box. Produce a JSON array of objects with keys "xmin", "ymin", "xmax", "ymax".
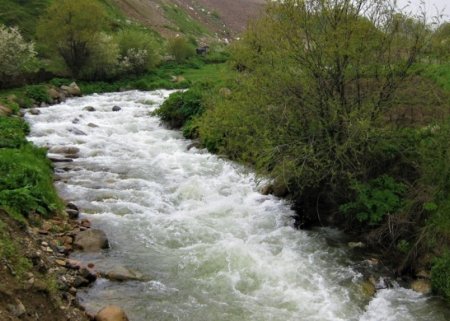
[
  {"xmin": 340, "ymin": 176, "xmax": 407, "ymax": 225},
  {"xmin": 116, "ymin": 29, "xmax": 161, "ymax": 75},
  {"xmin": 167, "ymin": 37, "xmax": 195, "ymax": 63},
  {"xmin": 0, "ymin": 145, "xmax": 63, "ymax": 218},
  {"xmin": 431, "ymin": 252, "xmax": 450, "ymax": 300},
  {"xmin": 25, "ymin": 85, "xmax": 50, "ymax": 103},
  {"xmin": 0, "ymin": 25, "xmax": 37, "ymax": 88},
  {"xmin": 82, "ymin": 33, "xmax": 120, "ymax": 80},
  {"xmin": 154, "ymin": 89, "xmax": 203, "ymax": 128},
  {"xmin": 0, "ymin": 117, "xmax": 29, "ymax": 148}
]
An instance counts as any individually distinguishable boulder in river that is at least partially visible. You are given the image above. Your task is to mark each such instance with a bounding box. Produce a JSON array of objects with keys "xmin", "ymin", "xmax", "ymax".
[
  {"xmin": 50, "ymin": 146, "xmax": 80, "ymax": 155},
  {"xmin": 83, "ymin": 106, "xmax": 96, "ymax": 112},
  {"xmin": 74, "ymin": 229, "xmax": 109, "ymax": 251},
  {"xmin": 95, "ymin": 305, "xmax": 129, "ymax": 321},
  {"xmin": 101, "ymin": 266, "xmax": 144, "ymax": 282},
  {"xmin": 29, "ymin": 108, "xmax": 41, "ymax": 115},
  {"xmin": 61, "ymin": 82, "xmax": 81, "ymax": 97},
  {"xmin": 112, "ymin": 106, "xmax": 121, "ymax": 112}
]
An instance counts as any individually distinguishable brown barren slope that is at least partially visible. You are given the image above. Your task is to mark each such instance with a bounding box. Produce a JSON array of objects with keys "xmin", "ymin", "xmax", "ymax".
[{"xmin": 112, "ymin": 0, "xmax": 265, "ymax": 38}]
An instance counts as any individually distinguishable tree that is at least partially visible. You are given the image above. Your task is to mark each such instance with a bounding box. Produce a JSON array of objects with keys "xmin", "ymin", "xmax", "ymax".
[
  {"xmin": 37, "ymin": 0, "xmax": 106, "ymax": 78},
  {"xmin": 431, "ymin": 22, "xmax": 450, "ymax": 62},
  {"xmin": 167, "ymin": 37, "xmax": 195, "ymax": 63},
  {"xmin": 0, "ymin": 25, "xmax": 37, "ymax": 88}
]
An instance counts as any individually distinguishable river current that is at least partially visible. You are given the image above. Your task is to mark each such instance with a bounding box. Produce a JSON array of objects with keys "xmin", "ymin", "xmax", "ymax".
[{"xmin": 26, "ymin": 90, "xmax": 449, "ymax": 321}]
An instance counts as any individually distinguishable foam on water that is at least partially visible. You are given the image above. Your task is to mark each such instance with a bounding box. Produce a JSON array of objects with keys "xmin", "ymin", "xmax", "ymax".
[{"xmin": 26, "ymin": 90, "xmax": 449, "ymax": 321}]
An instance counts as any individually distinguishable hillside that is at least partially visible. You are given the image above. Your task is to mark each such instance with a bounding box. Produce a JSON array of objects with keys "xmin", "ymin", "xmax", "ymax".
[{"xmin": 0, "ymin": 0, "xmax": 264, "ymax": 40}]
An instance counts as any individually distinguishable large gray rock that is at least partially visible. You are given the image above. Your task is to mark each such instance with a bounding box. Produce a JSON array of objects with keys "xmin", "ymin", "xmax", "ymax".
[
  {"xmin": 74, "ymin": 229, "xmax": 109, "ymax": 251},
  {"xmin": 112, "ymin": 106, "xmax": 121, "ymax": 112},
  {"xmin": 49, "ymin": 146, "xmax": 80, "ymax": 155},
  {"xmin": 95, "ymin": 305, "xmax": 129, "ymax": 321}
]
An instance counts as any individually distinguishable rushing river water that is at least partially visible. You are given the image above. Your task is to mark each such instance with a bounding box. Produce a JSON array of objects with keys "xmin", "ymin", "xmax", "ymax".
[{"xmin": 26, "ymin": 90, "xmax": 449, "ymax": 321}]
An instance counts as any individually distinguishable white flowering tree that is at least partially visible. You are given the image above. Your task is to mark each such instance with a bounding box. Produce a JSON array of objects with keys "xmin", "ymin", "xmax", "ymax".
[{"xmin": 0, "ymin": 25, "xmax": 37, "ymax": 87}]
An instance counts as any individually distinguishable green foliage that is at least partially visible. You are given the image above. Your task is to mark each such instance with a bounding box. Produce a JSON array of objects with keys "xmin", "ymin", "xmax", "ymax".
[
  {"xmin": 162, "ymin": 4, "xmax": 208, "ymax": 36},
  {"xmin": 0, "ymin": 219, "xmax": 32, "ymax": 277},
  {"xmin": 154, "ymin": 88, "xmax": 203, "ymax": 129},
  {"xmin": 168, "ymin": 37, "xmax": 196, "ymax": 63},
  {"xmin": 25, "ymin": 85, "xmax": 50, "ymax": 103},
  {"xmin": 0, "ymin": 145, "xmax": 63, "ymax": 218},
  {"xmin": 431, "ymin": 252, "xmax": 450, "ymax": 300},
  {"xmin": 0, "ymin": 116, "xmax": 29, "ymax": 148},
  {"xmin": 0, "ymin": 24, "xmax": 37, "ymax": 88},
  {"xmin": 115, "ymin": 29, "xmax": 161, "ymax": 74},
  {"xmin": 0, "ymin": 0, "xmax": 51, "ymax": 38},
  {"xmin": 340, "ymin": 176, "xmax": 407, "ymax": 224},
  {"xmin": 37, "ymin": 0, "xmax": 107, "ymax": 77}
]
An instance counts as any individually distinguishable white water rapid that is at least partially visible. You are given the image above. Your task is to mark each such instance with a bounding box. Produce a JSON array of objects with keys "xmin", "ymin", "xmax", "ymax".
[{"xmin": 26, "ymin": 90, "xmax": 449, "ymax": 321}]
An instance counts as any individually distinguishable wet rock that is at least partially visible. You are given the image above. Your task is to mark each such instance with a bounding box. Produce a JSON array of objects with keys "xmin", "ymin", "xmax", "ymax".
[
  {"xmin": 259, "ymin": 185, "xmax": 272, "ymax": 195},
  {"xmin": 361, "ymin": 280, "xmax": 376, "ymax": 297},
  {"xmin": 112, "ymin": 106, "xmax": 121, "ymax": 112},
  {"xmin": 72, "ymin": 118, "xmax": 80, "ymax": 124},
  {"xmin": 80, "ymin": 219, "xmax": 91, "ymax": 228},
  {"xmin": 88, "ymin": 123, "xmax": 99, "ymax": 128},
  {"xmin": 80, "ymin": 266, "xmax": 97, "ymax": 282},
  {"xmin": 29, "ymin": 108, "xmax": 41, "ymax": 115},
  {"xmin": 95, "ymin": 305, "xmax": 129, "ymax": 321},
  {"xmin": 83, "ymin": 106, "xmax": 96, "ymax": 112},
  {"xmin": 411, "ymin": 279, "xmax": 431, "ymax": 295},
  {"xmin": 187, "ymin": 141, "xmax": 201, "ymax": 150},
  {"xmin": 73, "ymin": 276, "xmax": 90, "ymax": 288},
  {"xmin": 74, "ymin": 229, "xmax": 109, "ymax": 251},
  {"xmin": 69, "ymin": 128, "xmax": 87, "ymax": 136},
  {"xmin": 66, "ymin": 259, "xmax": 82, "ymax": 270},
  {"xmin": 40, "ymin": 102, "xmax": 48, "ymax": 107},
  {"xmin": 49, "ymin": 157, "xmax": 74, "ymax": 163},
  {"xmin": 348, "ymin": 242, "xmax": 366, "ymax": 249},
  {"xmin": 7, "ymin": 299, "xmax": 26, "ymax": 317},
  {"xmin": 66, "ymin": 209, "xmax": 79, "ymax": 219},
  {"xmin": 50, "ymin": 146, "xmax": 80, "ymax": 155},
  {"xmin": 102, "ymin": 266, "xmax": 144, "ymax": 282},
  {"xmin": 55, "ymin": 259, "xmax": 66, "ymax": 267}
]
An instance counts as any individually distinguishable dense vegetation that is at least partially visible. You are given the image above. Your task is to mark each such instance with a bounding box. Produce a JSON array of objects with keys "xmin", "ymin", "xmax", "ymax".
[{"xmin": 156, "ymin": 0, "xmax": 450, "ymax": 300}]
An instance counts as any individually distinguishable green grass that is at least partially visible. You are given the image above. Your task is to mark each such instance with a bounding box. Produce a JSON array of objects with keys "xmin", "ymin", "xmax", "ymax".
[
  {"xmin": 163, "ymin": 4, "xmax": 209, "ymax": 36},
  {"xmin": 0, "ymin": 218, "xmax": 32, "ymax": 278},
  {"xmin": 422, "ymin": 63, "xmax": 450, "ymax": 92},
  {"xmin": 0, "ymin": 0, "xmax": 52, "ymax": 38}
]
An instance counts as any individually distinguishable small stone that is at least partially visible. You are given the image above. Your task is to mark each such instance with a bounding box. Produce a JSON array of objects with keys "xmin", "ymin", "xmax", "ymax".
[
  {"xmin": 66, "ymin": 259, "xmax": 82, "ymax": 270},
  {"xmin": 41, "ymin": 241, "xmax": 49, "ymax": 247},
  {"xmin": 73, "ymin": 276, "xmax": 90, "ymax": 288},
  {"xmin": 112, "ymin": 106, "xmax": 121, "ymax": 112},
  {"xmin": 88, "ymin": 123, "xmax": 99, "ymax": 128},
  {"xmin": 80, "ymin": 219, "xmax": 91, "ymax": 228},
  {"xmin": 69, "ymin": 128, "xmax": 87, "ymax": 136},
  {"xmin": 80, "ymin": 266, "xmax": 97, "ymax": 282},
  {"xmin": 29, "ymin": 108, "xmax": 41, "ymax": 115},
  {"xmin": 55, "ymin": 259, "xmax": 66, "ymax": 267},
  {"xmin": 83, "ymin": 106, "xmax": 96, "ymax": 112},
  {"xmin": 69, "ymin": 287, "xmax": 77, "ymax": 295},
  {"xmin": 95, "ymin": 305, "xmax": 129, "ymax": 321},
  {"xmin": 8, "ymin": 299, "xmax": 26, "ymax": 317},
  {"xmin": 103, "ymin": 266, "xmax": 144, "ymax": 282},
  {"xmin": 45, "ymin": 247, "xmax": 53, "ymax": 253}
]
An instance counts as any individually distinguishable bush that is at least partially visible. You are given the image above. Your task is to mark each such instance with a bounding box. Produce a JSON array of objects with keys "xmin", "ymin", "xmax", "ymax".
[
  {"xmin": 340, "ymin": 176, "xmax": 407, "ymax": 225},
  {"xmin": 167, "ymin": 37, "xmax": 195, "ymax": 63},
  {"xmin": 154, "ymin": 88, "xmax": 203, "ymax": 129},
  {"xmin": 116, "ymin": 29, "xmax": 161, "ymax": 75},
  {"xmin": 431, "ymin": 252, "xmax": 450, "ymax": 300},
  {"xmin": 0, "ymin": 117, "xmax": 29, "ymax": 148},
  {"xmin": 0, "ymin": 145, "xmax": 63, "ymax": 218},
  {"xmin": 0, "ymin": 25, "xmax": 37, "ymax": 88},
  {"xmin": 25, "ymin": 85, "xmax": 50, "ymax": 103}
]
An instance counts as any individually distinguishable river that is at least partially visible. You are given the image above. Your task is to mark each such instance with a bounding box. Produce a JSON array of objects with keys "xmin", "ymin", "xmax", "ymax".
[{"xmin": 26, "ymin": 90, "xmax": 450, "ymax": 321}]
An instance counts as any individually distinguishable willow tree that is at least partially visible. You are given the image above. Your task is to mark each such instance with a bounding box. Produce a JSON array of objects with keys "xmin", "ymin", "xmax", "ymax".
[
  {"xmin": 199, "ymin": 0, "xmax": 432, "ymax": 221},
  {"xmin": 37, "ymin": 0, "xmax": 107, "ymax": 77}
]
